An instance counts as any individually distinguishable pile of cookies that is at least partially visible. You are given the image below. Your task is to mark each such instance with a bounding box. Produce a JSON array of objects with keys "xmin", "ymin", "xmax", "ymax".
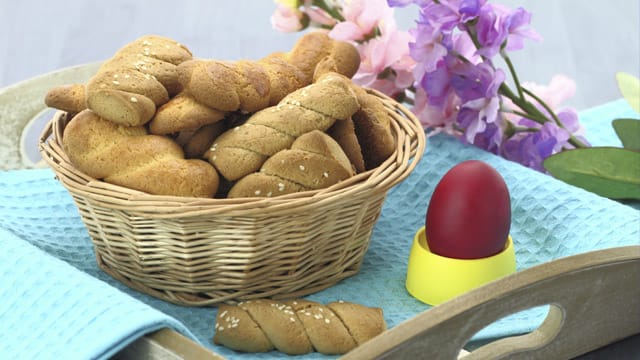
[{"xmin": 45, "ymin": 33, "xmax": 395, "ymax": 198}]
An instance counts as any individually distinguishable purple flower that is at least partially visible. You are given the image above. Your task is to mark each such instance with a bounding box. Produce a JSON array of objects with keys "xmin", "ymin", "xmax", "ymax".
[
  {"xmin": 450, "ymin": 61, "xmax": 505, "ymax": 101},
  {"xmin": 475, "ymin": 4, "xmax": 540, "ymax": 58},
  {"xmin": 458, "ymin": 0, "xmax": 486, "ymax": 22},
  {"xmin": 504, "ymin": 7, "xmax": 542, "ymax": 51},
  {"xmin": 457, "ymin": 95, "xmax": 501, "ymax": 144},
  {"xmin": 475, "ymin": 4, "xmax": 510, "ymax": 57},
  {"xmin": 387, "ymin": 0, "xmax": 427, "ymax": 7},
  {"xmin": 421, "ymin": 59, "xmax": 454, "ymax": 107},
  {"xmin": 557, "ymin": 109, "xmax": 590, "ymax": 147},
  {"xmin": 467, "ymin": 120, "xmax": 503, "ymax": 154},
  {"xmin": 502, "ymin": 121, "xmax": 570, "ymax": 172},
  {"xmin": 409, "ymin": 22, "xmax": 447, "ymax": 78}
]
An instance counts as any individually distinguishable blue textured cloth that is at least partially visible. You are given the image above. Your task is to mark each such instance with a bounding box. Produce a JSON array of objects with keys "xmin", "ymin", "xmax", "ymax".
[
  {"xmin": 0, "ymin": 99, "xmax": 638, "ymax": 359},
  {"xmin": 0, "ymin": 228, "xmax": 194, "ymax": 359}
]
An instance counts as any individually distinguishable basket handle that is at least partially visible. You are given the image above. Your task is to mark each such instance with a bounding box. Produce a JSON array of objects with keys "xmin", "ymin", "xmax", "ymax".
[
  {"xmin": 0, "ymin": 62, "xmax": 101, "ymax": 170},
  {"xmin": 341, "ymin": 245, "xmax": 640, "ymax": 359}
]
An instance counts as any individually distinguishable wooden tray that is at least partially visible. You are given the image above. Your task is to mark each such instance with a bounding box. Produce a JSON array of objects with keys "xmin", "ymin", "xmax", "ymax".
[{"xmin": 3, "ymin": 64, "xmax": 639, "ymax": 359}]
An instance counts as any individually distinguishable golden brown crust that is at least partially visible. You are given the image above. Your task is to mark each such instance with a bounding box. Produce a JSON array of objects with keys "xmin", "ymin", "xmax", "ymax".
[
  {"xmin": 213, "ymin": 304, "xmax": 273, "ymax": 353},
  {"xmin": 239, "ymin": 300, "xmax": 313, "ymax": 355},
  {"xmin": 149, "ymin": 94, "xmax": 225, "ymax": 135},
  {"xmin": 209, "ymin": 73, "xmax": 359, "ymax": 181},
  {"xmin": 212, "ymin": 299, "xmax": 386, "ymax": 355},
  {"xmin": 176, "ymin": 31, "xmax": 359, "ymax": 117},
  {"xmin": 327, "ymin": 301, "xmax": 387, "ymax": 345},
  {"xmin": 62, "ymin": 109, "xmax": 219, "ymax": 197},
  {"xmin": 329, "ymin": 117, "xmax": 366, "ymax": 173},
  {"xmin": 176, "ymin": 122, "xmax": 226, "ymax": 159},
  {"xmin": 44, "ymin": 84, "xmax": 87, "ymax": 114},
  {"xmin": 227, "ymin": 131, "xmax": 354, "ymax": 198},
  {"xmin": 351, "ymin": 89, "xmax": 396, "ymax": 170},
  {"xmin": 85, "ymin": 35, "xmax": 193, "ymax": 126},
  {"xmin": 287, "ymin": 300, "xmax": 357, "ymax": 355}
]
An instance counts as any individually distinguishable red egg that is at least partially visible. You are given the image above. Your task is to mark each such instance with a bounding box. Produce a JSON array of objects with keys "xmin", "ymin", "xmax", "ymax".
[{"xmin": 425, "ymin": 160, "xmax": 511, "ymax": 259}]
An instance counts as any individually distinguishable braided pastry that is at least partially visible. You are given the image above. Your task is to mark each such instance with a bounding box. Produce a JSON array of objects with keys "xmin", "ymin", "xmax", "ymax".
[
  {"xmin": 206, "ymin": 72, "xmax": 359, "ymax": 181},
  {"xmin": 62, "ymin": 109, "xmax": 219, "ymax": 197},
  {"xmin": 213, "ymin": 299, "xmax": 386, "ymax": 355},
  {"xmin": 175, "ymin": 31, "xmax": 359, "ymax": 115},
  {"xmin": 85, "ymin": 35, "xmax": 193, "ymax": 127},
  {"xmin": 227, "ymin": 130, "xmax": 355, "ymax": 198}
]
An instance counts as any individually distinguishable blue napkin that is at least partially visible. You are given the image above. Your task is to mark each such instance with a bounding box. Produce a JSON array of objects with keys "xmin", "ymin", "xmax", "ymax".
[
  {"xmin": 0, "ymin": 99, "xmax": 638, "ymax": 359},
  {"xmin": 0, "ymin": 227, "xmax": 193, "ymax": 360}
]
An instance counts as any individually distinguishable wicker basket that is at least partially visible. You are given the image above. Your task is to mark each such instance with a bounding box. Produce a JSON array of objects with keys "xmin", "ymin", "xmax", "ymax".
[{"xmin": 38, "ymin": 89, "xmax": 425, "ymax": 306}]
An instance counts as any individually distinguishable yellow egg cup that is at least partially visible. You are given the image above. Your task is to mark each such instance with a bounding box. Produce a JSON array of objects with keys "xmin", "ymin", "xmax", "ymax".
[{"xmin": 406, "ymin": 226, "xmax": 516, "ymax": 306}]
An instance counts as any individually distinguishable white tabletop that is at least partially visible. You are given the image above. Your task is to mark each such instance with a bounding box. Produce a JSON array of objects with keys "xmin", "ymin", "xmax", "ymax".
[{"xmin": 0, "ymin": 0, "xmax": 638, "ymax": 111}]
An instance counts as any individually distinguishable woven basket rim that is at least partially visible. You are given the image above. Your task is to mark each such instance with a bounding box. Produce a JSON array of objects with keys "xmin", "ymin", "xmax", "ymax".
[{"xmin": 38, "ymin": 88, "xmax": 426, "ymax": 218}]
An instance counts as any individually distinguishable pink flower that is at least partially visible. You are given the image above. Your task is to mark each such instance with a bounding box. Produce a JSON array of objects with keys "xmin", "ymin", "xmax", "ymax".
[
  {"xmin": 354, "ymin": 26, "xmax": 415, "ymax": 95},
  {"xmin": 304, "ymin": 5, "xmax": 337, "ymax": 27},
  {"xmin": 502, "ymin": 74, "xmax": 577, "ymax": 124},
  {"xmin": 521, "ymin": 74, "xmax": 576, "ymax": 110},
  {"xmin": 329, "ymin": 0, "xmax": 395, "ymax": 41},
  {"xmin": 412, "ymin": 87, "xmax": 460, "ymax": 133},
  {"xmin": 271, "ymin": 4, "xmax": 305, "ymax": 33}
]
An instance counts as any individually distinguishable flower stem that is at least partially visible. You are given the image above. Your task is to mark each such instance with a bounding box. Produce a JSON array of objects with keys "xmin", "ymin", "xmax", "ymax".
[
  {"xmin": 312, "ymin": 0, "xmax": 344, "ymax": 21},
  {"xmin": 501, "ymin": 50, "xmax": 525, "ymax": 100},
  {"xmin": 505, "ymin": 109, "xmax": 548, "ymax": 124}
]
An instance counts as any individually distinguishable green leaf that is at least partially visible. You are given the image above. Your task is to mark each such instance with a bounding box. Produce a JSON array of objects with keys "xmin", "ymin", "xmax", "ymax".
[
  {"xmin": 543, "ymin": 147, "xmax": 640, "ymax": 200},
  {"xmin": 612, "ymin": 118, "xmax": 640, "ymax": 150},
  {"xmin": 616, "ymin": 72, "xmax": 640, "ymax": 113}
]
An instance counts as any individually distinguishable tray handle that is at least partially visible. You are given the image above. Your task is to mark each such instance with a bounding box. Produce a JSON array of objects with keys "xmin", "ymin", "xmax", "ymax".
[
  {"xmin": 0, "ymin": 62, "xmax": 101, "ymax": 170},
  {"xmin": 342, "ymin": 245, "xmax": 640, "ymax": 359}
]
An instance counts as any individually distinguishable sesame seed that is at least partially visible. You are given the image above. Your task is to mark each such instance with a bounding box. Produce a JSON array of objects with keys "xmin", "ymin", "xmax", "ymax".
[
  {"xmin": 338, "ymin": 300, "xmax": 345, "ymax": 303},
  {"xmin": 323, "ymin": 172, "xmax": 329, "ymax": 178},
  {"xmin": 266, "ymin": 191, "xmax": 272, "ymax": 197},
  {"xmin": 130, "ymin": 96, "xmax": 138, "ymax": 103},
  {"xmin": 211, "ymin": 155, "xmax": 217, "ymax": 161},
  {"xmin": 112, "ymin": 80, "xmax": 120, "ymax": 85},
  {"xmin": 278, "ymin": 183, "xmax": 285, "ymax": 191},
  {"xmin": 290, "ymin": 317, "xmax": 296, "ymax": 322},
  {"xmin": 325, "ymin": 318, "xmax": 331, "ymax": 324},
  {"xmin": 292, "ymin": 301, "xmax": 298, "ymax": 305},
  {"xmin": 299, "ymin": 165, "xmax": 305, "ymax": 171},
  {"xmin": 234, "ymin": 126, "xmax": 240, "ymax": 131},
  {"xmin": 218, "ymin": 326, "xmax": 224, "ymax": 331},
  {"xmin": 124, "ymin": 74, "xmax": 131, "ymax": 79},
  {"xmin": 113, "ymin": 74, "xmax": 119, "ymax": 78},
  {"xmin": 220, "ymin": 310, "xmax": 228, "ymax": 318},
  {"xmin": 142, "ymin": 40, "xmax": 152, "ymax": 46},
  {"xmin": 255, "ymin": 190, "xmax": 261, "ymax": 196}
]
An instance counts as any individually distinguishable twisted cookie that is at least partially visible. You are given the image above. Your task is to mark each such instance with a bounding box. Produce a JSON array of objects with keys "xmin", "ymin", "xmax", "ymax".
[
  {"xmin": 213, "ymin": 299, "xmax": 386, "ymax": 355},
  {"xmin": 207, "ymin": 72, "xmax": 360, "ymax": 181},
  {"xmin": 85, "ymin": 35, "xmax": 193, "ymax": 126},
  {"xmin": 62, "ymin": 109, "xmax": 219, "ymax": 197},
  {"xmin": 176, "ymin": 31, "xmax": 360, "ymax": 114},
  {"xmin": 227, "ymin": 130, "xmax": 355, "ymax": 198}
]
